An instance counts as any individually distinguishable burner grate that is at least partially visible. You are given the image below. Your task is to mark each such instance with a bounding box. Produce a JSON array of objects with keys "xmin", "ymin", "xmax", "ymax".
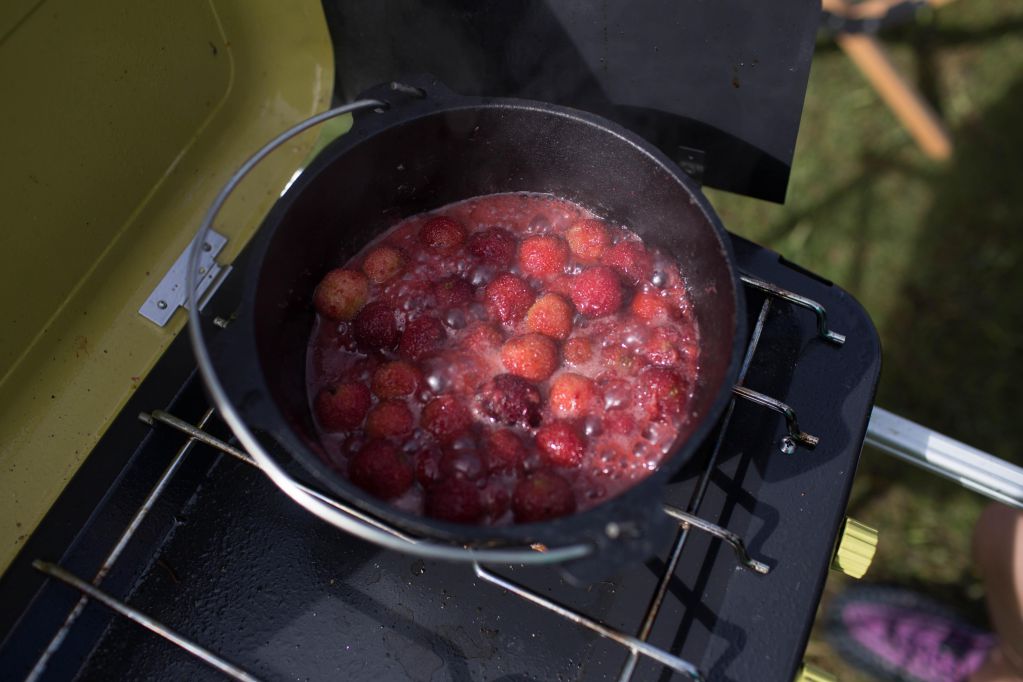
[{"xmin": 24, "ymin": 278, "xmax": 846, "ymax": 682}]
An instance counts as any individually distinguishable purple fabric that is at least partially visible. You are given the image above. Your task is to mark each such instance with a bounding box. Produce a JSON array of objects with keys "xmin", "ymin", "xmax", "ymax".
[{"xmin": 841, "ymin": 601, "xmax": 997, "ymax": 682}]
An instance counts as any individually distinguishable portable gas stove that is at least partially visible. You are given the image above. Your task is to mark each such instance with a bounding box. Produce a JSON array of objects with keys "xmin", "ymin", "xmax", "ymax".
[{"xmin": 15, "ymin": 1, "xmax": 1020, "ymax": 681}]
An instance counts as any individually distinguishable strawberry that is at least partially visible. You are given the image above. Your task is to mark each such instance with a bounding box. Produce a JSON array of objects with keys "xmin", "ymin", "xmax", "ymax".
[
  {"xmin": 636, "ymin": 367, "xmax": 690, "ymax": 419},
  {"xmin": 460, "ymin": 322, "xmax": 504, "ymax": 354},
  {"xmin": 365, "ymin": 400, "xmax": 414, "ymax": 439},
  {"xmin": 420, "ymin": 216, "xmax": 467, "ymax": 249},
  {"xmin": 468, "ymin": 227, "xmax": 517, "ymax": 265},
  {"xmin": 315, "ymin": 382, "xmax": 370, "ymax": 431},
  {"xmin": 642, "ymin": 326, "xmax": 697, "ymax": 368},
  {"xmin": 630, "ymin": 291, "xmax": 668, "ymax": 321},
  {"xmin": 313, "ymin": 268, "xmax": 369, "ymax": 321},
  {"xmin": 570, "ymin": 266, "xmax": 622, "ymax": 318},
  {"xmin": 602, "ymin": 240, "xmax": 653, "ymax": 285},
  {"xmin": 477, "ymin": 373, "xmax": 543, "ymax": 427},
  {"xmin": 484, "ymin": 273, "xmax": 535, "ymax": 325},
  {"xmin": 425, "ymin": 478, "xmax": 484, "ymax": 523},
  {"xmin": 434, "ymin": 276, "xmax": 474, "ymax": 308},
  {"xmin": 500, "ymin": 333, "xmax": 559, "ymax": 382},
  {"xmin": 371, "ymin": 360, "xmax": 421, "ymax": 399},
  {"xmin": 525, "ymin": 293, "xmax": 574, "ymax": 340},
  {"xmin": 348, "ymin": 440, "xmax": 413, "ymax": 499},
  {"xmin": 484, "ymin": 429, "xmax": 528, "ymax": 472},
  {"xmin": 535, "ymin": 421, "xmax": 586, "ymax": 467},
  {"xmin": 601, "ymin": 344, "xmax": 639, "ymax": 372},
  {"xmin": 563, "ymin": 337, "xmax": 593, "ymax": 365},
  {"xmin": 549, "ymin": 372, "xmax": 598, "ymax": 419},
  {"xmin": 519, "ymin": 235, "xmax": 569, "ymax": 277},
  {"xmin": 353, "ymin": 301, "xmax": 399, "ymax": 350},
  {"xmin": 398, "ymin": 316, "xmax": 446, "ymax": 360},
  {"xmin": 512, "ymin": 470, "xmax": 576, "ymax": 522},
  {"xmin": 362, "ymin": 245, "xmax": 405, "ymax": 283},
  {"xmin": 566, "ymin": 219, "xmax": 610, "ymax": 261},
  {"xmin": 422, "ymin": 395, "xmax": 473, "ymax": 443}
]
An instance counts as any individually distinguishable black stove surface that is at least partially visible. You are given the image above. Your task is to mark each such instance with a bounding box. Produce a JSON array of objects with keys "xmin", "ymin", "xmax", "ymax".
[{"xmin": 0, "ymin": 234, "xmax": 880, "ymax": 682}]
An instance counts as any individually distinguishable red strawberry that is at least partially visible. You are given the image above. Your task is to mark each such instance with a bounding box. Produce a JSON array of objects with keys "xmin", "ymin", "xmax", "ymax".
[
  {"xmin": 484, "ymin": 273, "xmax": 535, "ymax": 325},
  {"xmin": 519, "ymin": 235, "xmax": 569, "ymax": 277},
  {"xmin": 525, "ymin": 293, "xmax": 574, "ymax": 340},
  {"xmin": 549, "ymin": 372, "xmax": 598, "ymax": 419},
  {"xmin": 566, "ymin": 219, "xmax": 610, "ymax": 261},
  {"xmin": 468, "ymin": 227, "xmax": 517, "ymax": 265},
  {"xmin": 425, "ymin": 478, "xmax": 484, "ymax": 523},
  {"xmin": 636, "ymin": 367, "xmax": 690, "ymax": 419},
  {"xmin": 601, "ymin": 344, "xmax": 639, "ymax": 372},
  {"xmin": 353, "ymin": 301, "xmax": 399, "ymax": 350},
  {"xmin": 512, "ymin": 470, "xmax": 576, "ymax": 522},
  {"xmin": 642, "ymin": 326, "xmax": 697, "ymax": 368},
  {"xmin": 420, "ymin": 216, "xmax": 466, "ymax": 249},
  {"xmin": 563, "ymin": 337, "xmax": 593, "ymax": 366},
  {"xmin": 434, "ymin": 276, "xmax": 474, "ymax": 308},
  {"xmin": 398, "ymin": 316, "xmax": 446, "ymax": 360},
  {"xmin": 365, "ymin": 400, "xmax": 414, "ymax": 439},
  {"xmin": 315, "ymin": 382, "xmax": 370, "ymax": 431},
  {"xmin": 348, "ymin": 440, "xmax": 413, "ymax": 499},
  {"xmin": 630, "ymin": 291, "xmax": 668, "ymax": 321},
  {"xmin": 439, "ymin": 447, "xmax": 486, "ymax": 480},
  {"xmin": 602, "ymin": 240, "xmax": 653, "ymax": 285},
  {"xmin": 535, "ymin": 421, "xmax": 586, "ymax": 467},
  {"xmin": 477, "ymin": 374, "xmax": 543, "ymax": 427},
  {"xmin": 422, "ymin": 395, "xmax": 473, "ymax": 443},
  {"xmin": 570, "ymin": 266, "xmax": 623, "ymax": 318},
  {"xmin": 500, "ymin": 333, "xmax": 559, "ymax": 382},
  {"xmin": 460, "ymin": 322, "xmax": 503, "ymax": 354},
  {"xmin": 485, "ymin": 429, "xmax": 528, "ymax": 472},
  {"xmin": 371, "ymin": 360, "xmax": 421, "ymax": 399},
  {"xmin": 313, "ymin": 268, "xmax": 369, "ymax": 321},
  {"xmin": 362, "ymin": 246, "xmax": 405, "ymax": 283}
]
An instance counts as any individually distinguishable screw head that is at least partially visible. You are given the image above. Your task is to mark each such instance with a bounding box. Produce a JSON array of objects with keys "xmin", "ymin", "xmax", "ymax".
[{"xmin": 779, "ymin": 436, "xmax": 796, "ymax": 454}]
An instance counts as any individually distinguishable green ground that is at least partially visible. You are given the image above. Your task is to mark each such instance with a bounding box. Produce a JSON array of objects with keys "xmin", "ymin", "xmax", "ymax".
[{"xmin": 705, "ymin": 2, "xmax": 1023, "ymax": 678}]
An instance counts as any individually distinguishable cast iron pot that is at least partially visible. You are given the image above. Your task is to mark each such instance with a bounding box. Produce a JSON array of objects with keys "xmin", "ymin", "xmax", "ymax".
[{"xmin": 210, "ymin": 79, "xmax": 745, "ymax": 581}]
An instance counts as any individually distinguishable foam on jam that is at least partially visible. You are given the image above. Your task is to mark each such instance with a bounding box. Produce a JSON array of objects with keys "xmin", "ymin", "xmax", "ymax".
[{"xmin": 307, "ymin": 193, "xmax": 699, "ymax": 525}]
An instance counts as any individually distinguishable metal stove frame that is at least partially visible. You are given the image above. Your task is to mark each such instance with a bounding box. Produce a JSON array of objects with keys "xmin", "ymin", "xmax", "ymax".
[{"xmin": 26, "ymin": 277, "xmax": 846, "ymax": 682}]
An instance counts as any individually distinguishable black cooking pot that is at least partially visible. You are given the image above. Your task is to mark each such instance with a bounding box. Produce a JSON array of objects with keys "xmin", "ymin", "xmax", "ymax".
[{"xmin": 210, "ymin": 78, "xmax": 745, "ymax": 581}]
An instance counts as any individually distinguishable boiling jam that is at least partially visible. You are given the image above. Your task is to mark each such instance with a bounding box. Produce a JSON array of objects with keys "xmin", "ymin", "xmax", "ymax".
[{"xmin": 307, "ymin": 193, "xmax": 699, "ymax": 525}]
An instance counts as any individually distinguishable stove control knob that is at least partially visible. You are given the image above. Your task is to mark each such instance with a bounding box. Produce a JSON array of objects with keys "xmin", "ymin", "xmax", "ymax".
[
  {"xmin": 831, "ymin": 517, "xmax": 879, "ymax": 579},
  {"xmin": 795, "ymin": 662, "xmax": 837, "ymax": 682}
]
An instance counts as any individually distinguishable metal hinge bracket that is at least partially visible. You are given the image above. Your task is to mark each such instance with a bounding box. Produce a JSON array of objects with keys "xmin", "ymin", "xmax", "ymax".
[{"xmin": 138, "ymin": 230, "xmax": 231, "ymax": 327}]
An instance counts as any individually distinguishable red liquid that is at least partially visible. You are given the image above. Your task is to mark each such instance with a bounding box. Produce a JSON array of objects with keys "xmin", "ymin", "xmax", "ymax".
[{"xmin": 307, "ymin": 193, "xmax": 699, "ymax": 525}]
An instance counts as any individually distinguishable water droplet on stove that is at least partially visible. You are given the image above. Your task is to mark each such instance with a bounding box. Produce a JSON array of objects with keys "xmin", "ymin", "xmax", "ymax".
[
  {"xmin": 410, "ymin": 559, "xmax": 425, "ymax": 576},
  {"xmin": 779, "ymin": 436, "xmax": 796, "ymax": 455}
]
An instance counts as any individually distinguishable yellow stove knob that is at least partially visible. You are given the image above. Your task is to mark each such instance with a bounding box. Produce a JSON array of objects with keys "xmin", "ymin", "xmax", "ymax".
[
  {"xmin": 795, "ymin": 662, "xmax": 837, "ymax": 682},
  {"xmin": 831, "ymin": 517, "xmax": 879, "ymax": 579}
]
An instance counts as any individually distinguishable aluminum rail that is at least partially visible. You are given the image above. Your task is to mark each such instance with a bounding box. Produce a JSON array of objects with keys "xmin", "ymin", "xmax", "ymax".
[{"xmin": 866, "ymin": 406, "xmax": 1023, "ymax": 510}]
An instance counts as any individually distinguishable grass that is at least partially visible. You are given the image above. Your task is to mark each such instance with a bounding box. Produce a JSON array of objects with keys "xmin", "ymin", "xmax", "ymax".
[{"xmin": 703, "ymin": 1, "xmax": 1023, "ymax": 678}]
